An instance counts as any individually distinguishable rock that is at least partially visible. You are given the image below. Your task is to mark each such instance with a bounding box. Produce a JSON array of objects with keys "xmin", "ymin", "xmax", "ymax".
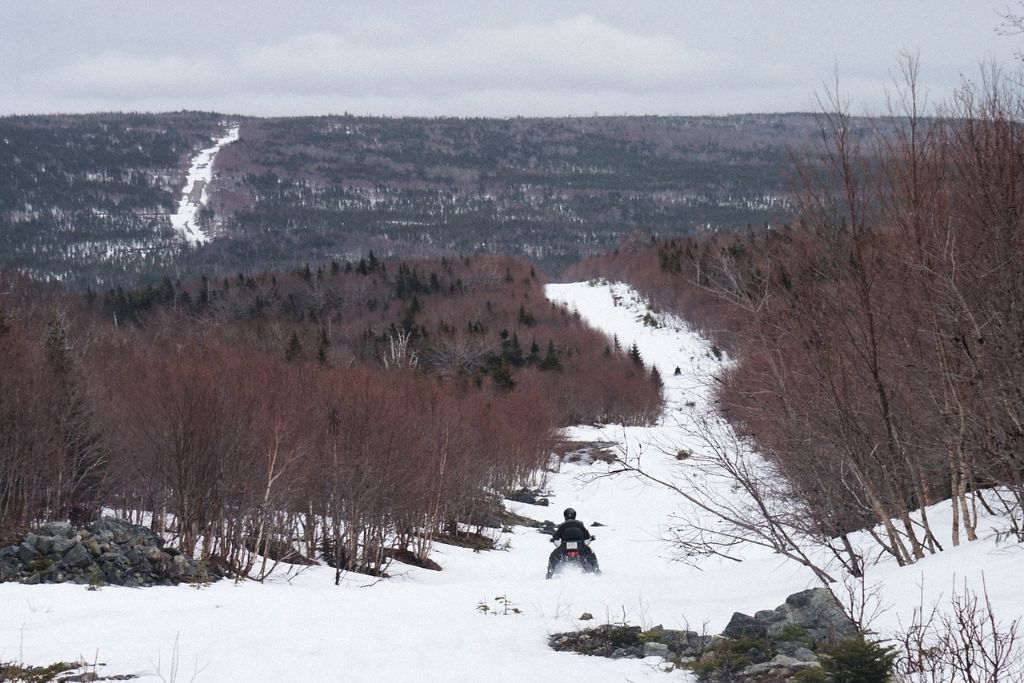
[
  {"xmin": 579, "ymin": 612, "xmax": 594, "ymax": 621},
  {"xmin": 97, "ymin": 552, "xmax": 130, "ymax": 584},
  {"xmin": 549, "ymin": 624, "xmax": 642, "ymax": 657},
  {"xmin": 739, "ymin": 655, "xmax": 806, "ymax": 677},
  {"xmin": 141, "ymin": 545, "xmax": 165, "ymax": 563},
  {"xmin": 81, "ymin": 536, "xmax": 102, "ymax": 557},
  {"xmin": 169, "ymin": 554, "xmax": 190, "ymax": 579},
  {"xmin": 722, "ymin": 611, "xmax": 766, "ymax": 639},
  {"xmin": 659, "ymin": 630, "xmax": 711, "ymax": 657},
  {"xmin": 17, "ymin": 541, "xmax": 40, "ymax": 564},
  {"xmin": 549, "ymin": 587, "xmax": 862, "ymax": 675},
  {"xmin": 60, "ymin": 543, "xmax": 93, "ymax": 569},
  {"xmin": 32, "ymin": 533, "xmax": 56, "ymax": 555},
  {"xmin": 39, "ymin": 521, "xmax": 74, "ymax": 538},
  {"xmin": 793, "ymin": 646, "xmax": 818, "ymax": 662},
  {"xmin": 2, "ymin": 517, "xmax": 211, "ymax": 588},
  {"xmin": 791, "ymin": 660, "xmax": 823, "ymax": 670},
  {"xmin": 770, "ymin": 654, "xmax": 801, "ymax": 667},
  {"xmin": 0, "ymin": 558, "xmax": 21, "ymax": 581},
  {"xmin": 755, "ymin": 609, "xmax": 786, "ymax": 623},
  {"xmin": 506, "ymin": 487, "xmax": 550, "ymax": 506},
  {"xmin": 642, "ymin": 642, "xmax": 670, "ymax": 657},
  {"xmin": 779, "ymin": 588, "xmax": 857, "ymax": 643},
  {"xmin": 741, "ymin": 660, "xmax": 783, "ymax": 676}
]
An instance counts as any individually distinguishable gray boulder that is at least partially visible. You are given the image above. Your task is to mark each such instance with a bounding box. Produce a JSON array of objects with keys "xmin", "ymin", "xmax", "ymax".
[
  {"xmin": 506, "ymin": 488, "xmax": 550, "ymax": 506},
  {"xmin": 642, "ymin": 642, "xmax": 669, "ymax": 657},
  {"xmin": 39, "ymin": 521, "xmax": 74, "ymax": 538},
  {"xmin": 722, "ymin": 611, "xmax": 766, "ymax": 639},
  {"xmin": 775, "ymin": 588, "xmax": 857, "ymax": 643},
  {"xmin": 60, "ymin": 543, "xmax": 94, "ymax": 569},
  {"xmin": 17, "ymin": 541, "xmax": 40, "ymax": 564},
  {"xmin": 0, "ymin": 557, "xmax": 21, "ymax": 581},
  {"xmin": 51, "ymin": 535, "xmax": 76, "ymax": 556}
]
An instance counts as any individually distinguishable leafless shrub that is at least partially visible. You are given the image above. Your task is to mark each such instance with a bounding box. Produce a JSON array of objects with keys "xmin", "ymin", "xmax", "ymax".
[{"xmin": 895, "ymin": 578, "xmax": 1024, "ymax": 683}]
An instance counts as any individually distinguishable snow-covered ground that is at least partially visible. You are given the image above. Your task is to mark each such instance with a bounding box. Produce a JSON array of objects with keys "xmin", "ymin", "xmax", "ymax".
[
  {"xmin": 168, "ymin": 125, "xmax": 239, "ymax": 245},
  {"xmin": 1, "ymin": 280, "xmax": 1021, "ymax": 681}
]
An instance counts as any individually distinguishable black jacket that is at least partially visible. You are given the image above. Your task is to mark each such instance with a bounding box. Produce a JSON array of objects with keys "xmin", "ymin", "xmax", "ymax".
[{"xmin": 551, "ymin": 519, "xmax": 591, "ymax": 543}]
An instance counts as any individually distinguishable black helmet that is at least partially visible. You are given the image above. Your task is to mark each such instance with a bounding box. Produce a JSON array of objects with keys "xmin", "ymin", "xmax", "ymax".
[{"xmin": 563, "ymin": 507, "xmax": 577, "ymax": 520}]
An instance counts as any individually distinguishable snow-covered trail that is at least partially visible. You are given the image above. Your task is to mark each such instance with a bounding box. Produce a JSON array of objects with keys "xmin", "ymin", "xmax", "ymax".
[
  {"xmin": 2, "ymin": 281, "xmax": 1021, "ymax": 681},
  {"xmin": 168, "ymin": 125, "xmax": 239, "ymax": 245}
]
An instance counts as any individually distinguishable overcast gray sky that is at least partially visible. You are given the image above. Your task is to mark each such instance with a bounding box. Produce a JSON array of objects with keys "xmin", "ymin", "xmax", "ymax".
[{"xmin": 1, "ymin": 1, "xmax": 1017, "ymax": 117}]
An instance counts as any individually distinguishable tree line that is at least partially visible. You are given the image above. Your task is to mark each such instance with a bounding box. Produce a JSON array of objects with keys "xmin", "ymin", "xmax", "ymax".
[{"xmin": 568, "ymin": 62, "xmax": 1024, "ymax": 574}]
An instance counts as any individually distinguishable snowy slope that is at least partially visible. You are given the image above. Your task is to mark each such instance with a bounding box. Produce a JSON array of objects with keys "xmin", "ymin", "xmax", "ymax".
[
  {"xmin": 168, "ymin": 125, "xmax": 239, "ymax": 245},
  {"xmin": 1, "ymin": 280, "xmax": 1021, "ymax": 681}
]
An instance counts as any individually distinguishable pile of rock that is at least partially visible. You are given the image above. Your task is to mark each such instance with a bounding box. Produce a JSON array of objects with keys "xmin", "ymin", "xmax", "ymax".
[
  {"xmin": 505, "ymin": 487, "xmax": 549, "ymax": 506},
  {"xmin": 550, "ymin": 588, "xmax": 859, "ymax": 681},
  {"xmin": 550, "ymin": 624, "xmax": 712, "ymax": 660},
  {"xmin": 723, "ymin": 587, "xmax": 858, "ymax": 644},
  {"xmin": 0, "ymin": 518, "xmax": 220, "ymax": 587}
]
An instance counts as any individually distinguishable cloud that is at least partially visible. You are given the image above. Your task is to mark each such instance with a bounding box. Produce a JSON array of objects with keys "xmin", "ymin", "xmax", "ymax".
[
  {"xmin": 34, "ymin": 15, "xmax": 754, "ymax": 107},
  {"xmin": 12, "ymin": 8, "xmax": 991, "ymax": 117},
  {"xmin": 38, "ymin": 51, "xmax": 225, "ymax": 98},
  {"xmin": 236, "ymin": 15, "xmax": 729, "ymax": 95}
]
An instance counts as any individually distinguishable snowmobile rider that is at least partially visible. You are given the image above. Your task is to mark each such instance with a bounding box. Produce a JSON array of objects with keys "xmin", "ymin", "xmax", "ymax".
[{"xmin": 547, "ymin": 507, "xmax": 600, "ymax": 577}]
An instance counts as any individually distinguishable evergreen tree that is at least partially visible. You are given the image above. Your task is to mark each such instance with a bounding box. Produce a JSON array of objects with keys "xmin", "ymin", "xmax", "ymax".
[
  {"xmin": 285, "ymin": 332, "xmax": 303, "ymax": 361},
  {"xmin": 490, "ymin": 361, "xmax": 516, "ymax": 392},
  {"xmin": 628, "ymin": 342, "xmax": 644, "ymax": 368},
  {"xmin": 503, "ymin": 332, "xmax": 524, "ymax": 366},
  {"xmin": 821, "ymin": 635, "xmax": 896, "ymax": 683},
  {"xmin": 528, "ymin": 340, "xmax": 541, "ymax": 365},
  {"xmin": 517, "ymin": 304, "xmax": 536, "ymax": 326},
  {"xmin": 45, "ymin": 314, "xmax": 72, "ymax": 380},
  {"xmin": 539, "ymin": 341, "xmax": 562, "ymax": 371}
]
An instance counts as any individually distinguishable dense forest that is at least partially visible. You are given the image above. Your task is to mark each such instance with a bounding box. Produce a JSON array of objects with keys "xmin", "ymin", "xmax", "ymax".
[
  {"xmin": 0, "ymin": 113, "xmax": 844, "ymax": 288},
  {"xmin": 0, "ymin": 253, "xmax": 660, "ymax": 577},
  {"xmin": 0, "ymin": 112, "xmax": 226, "ymax": 286},
  {"xmin": 207, "ymin": 114, "xmax": 806, "ymax": 273},
  {"xmin": 568, "ymin": 65, "xmax": 1024, "ymax": 574}
]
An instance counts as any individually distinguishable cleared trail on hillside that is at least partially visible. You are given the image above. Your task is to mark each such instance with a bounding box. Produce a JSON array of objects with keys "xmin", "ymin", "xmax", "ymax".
[{"xmin": 169, "ymin": 125, "xmax": 239, "ymax": 245}]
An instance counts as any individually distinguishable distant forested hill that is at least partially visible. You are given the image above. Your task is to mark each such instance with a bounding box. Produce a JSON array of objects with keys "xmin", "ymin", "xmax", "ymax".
[
  {"xmin": 0, "ymin": 112, "xmax": 225, "ymax": 286},
  {"xmin": 1, "ymin": 112, "xmax": 847, "ymax": 287}
]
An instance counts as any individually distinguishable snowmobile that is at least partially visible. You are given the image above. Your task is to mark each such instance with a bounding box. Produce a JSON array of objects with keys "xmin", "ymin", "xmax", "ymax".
[{"xmin": 546, "ymin": 536, "xmax": 600, "ymax": 579}]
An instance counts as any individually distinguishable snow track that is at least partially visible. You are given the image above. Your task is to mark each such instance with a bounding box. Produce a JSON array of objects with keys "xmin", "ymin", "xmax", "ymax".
[
  {"xmin": 1, "ymin": 280, "xmax": 1021, "ymax": 681},
  {"xmin": 168, "ymin": 125, "xmax": 239, "ymax": 245}
]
